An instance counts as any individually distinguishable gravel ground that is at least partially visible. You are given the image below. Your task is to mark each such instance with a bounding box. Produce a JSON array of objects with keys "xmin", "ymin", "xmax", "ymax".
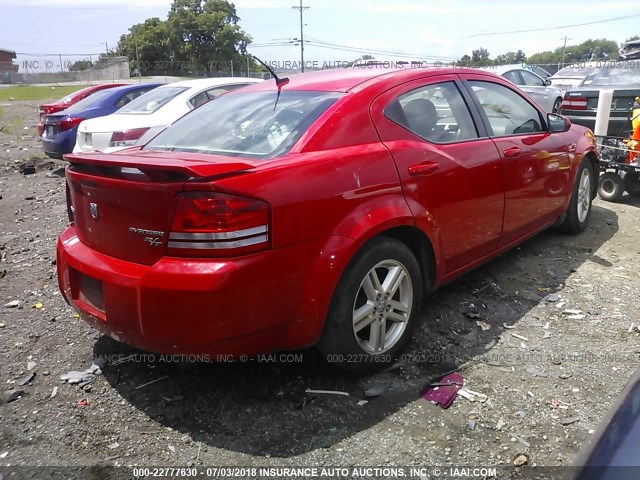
[{"xmin": 1, "ymin": 100, "xmax": 640, "ymax": 479}]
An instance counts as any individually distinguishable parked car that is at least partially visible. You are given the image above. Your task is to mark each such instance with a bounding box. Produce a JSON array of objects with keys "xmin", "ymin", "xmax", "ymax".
[
  {"xmin": 482, "ymin": 64, "xmax": 564, "ymax": 112},
  {"xmin": 548, "ymin": 62, "xmax": 598, "ymax": 91},
  {"xmin": 42, "ymin": 83, "xmax": 162, "ymax": 159},
  {"xmin": 73, "ymin": 77, "xmax": 262, "ymax": 154},
  {"xmin": 37, "ymin": 83, "xmax": 128, "ymax": 135},
  {"xmin": 57, "ymin": 68, "xmax": 598, "ymax": 371},
  {"xmin": 560, "ymin": 63, "xmax": 640, "ymax": 137},
  {"xmin": 528, "ymin": 64, "xmax": 552, "ymax": 79},
  {"xmin": 572, "ymin": 369, "xmax": 640, "ymax": 478}
]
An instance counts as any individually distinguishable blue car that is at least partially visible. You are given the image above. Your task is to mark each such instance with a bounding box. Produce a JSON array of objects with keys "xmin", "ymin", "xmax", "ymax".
[{"xmin": 42, "ymin": 83, "xmax": 162, "ymax": 159}]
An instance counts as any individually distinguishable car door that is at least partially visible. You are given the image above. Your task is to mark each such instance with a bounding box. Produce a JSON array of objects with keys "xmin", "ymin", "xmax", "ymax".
[
  {"xmin": 370, "ymin": 75, "xmax": 505, "ymax": 274},
  {"xmin": 461, "ymin": 76, "xmax": 572, "ymax": 246}
]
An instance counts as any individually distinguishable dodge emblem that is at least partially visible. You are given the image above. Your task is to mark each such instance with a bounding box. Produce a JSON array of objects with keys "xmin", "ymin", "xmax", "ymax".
[{"xmin": 89, "ymin": 202, "xmax": 98, "ymax": 219}]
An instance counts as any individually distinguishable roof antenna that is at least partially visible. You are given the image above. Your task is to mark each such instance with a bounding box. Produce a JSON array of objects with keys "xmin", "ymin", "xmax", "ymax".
[{"xmin": 251, "ymin": 55, "xmax": 290, "ymax": 89}]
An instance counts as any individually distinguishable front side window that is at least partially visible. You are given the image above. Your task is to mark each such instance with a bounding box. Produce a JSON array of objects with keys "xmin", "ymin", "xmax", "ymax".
[
  {"xmin": 502, "ymin": 71, "xmax": 521, "ymax": 84},
  {"xmin": 469, "ymin": 81, "xmax": 544, "ymax": 137},
  {"xmin": 384, "ymin": 81, "xmax": 478, "ymax": 143},
  {"xmin": 520, "ymin": 70, "xmax": 545, "ymax": 87},
  {"xmin": 145, "ymin": 90, "xmax": 342, "ymax": 159}
]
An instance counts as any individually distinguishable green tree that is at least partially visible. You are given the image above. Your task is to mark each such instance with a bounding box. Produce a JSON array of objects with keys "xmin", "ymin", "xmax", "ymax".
[
  {"xmin": 471, "ymin": 48, "xmax": 491, "ymax": 66},
  {"xmin": 116, "ymin": 0, "xmax": 252, "ymax": 75},
  {"xmin": 456, "ymin": 54, "xmax": 471, "ymax": 67},
  {"xmin": 69, "ymin": 60, "xmax": 93, "ymax": 71},
  {"xmin": 118, "ymin": 18, "xmax": 174, "ymax": 72},
  {"xmin": 166, "ymin": 0, "xmax": 252, "ymax": 73}
]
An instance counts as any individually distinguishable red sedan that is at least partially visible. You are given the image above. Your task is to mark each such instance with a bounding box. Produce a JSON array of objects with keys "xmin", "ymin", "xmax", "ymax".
[
  {"xmin": 57, "ymin": 67, "xmax": 598, "ymax": 371},
  {"xmin": 37, "ymin": 83, "xmax": 128, "ymax": 135}
]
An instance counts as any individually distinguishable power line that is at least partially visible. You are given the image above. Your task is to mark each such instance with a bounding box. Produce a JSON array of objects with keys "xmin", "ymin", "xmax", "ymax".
[{"xmin": 463, "ymin": 12, "xmax": 640, "ymax": 38}]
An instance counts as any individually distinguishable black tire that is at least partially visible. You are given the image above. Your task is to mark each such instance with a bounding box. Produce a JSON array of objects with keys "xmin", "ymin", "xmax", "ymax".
[
  {"xmin": 552, "ymin": 97, "xmax": 562, "ymax": 113},
  {"xmin": 318, "ymin": 237, "xmax": 424, "ymax": 373},
  {"xmin": 624, "ymin": 173, "xmax": 640, "ymax": 197},
  {"xmin": 557, "ymin": 159, "xmax": 594, "ymax": 234},
  {"xmin": 598, "ymin": 172, "xmax": 624, "ymax": 202}
]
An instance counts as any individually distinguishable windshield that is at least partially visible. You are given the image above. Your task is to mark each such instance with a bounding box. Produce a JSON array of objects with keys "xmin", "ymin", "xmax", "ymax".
[
  {"xmin": 118, "ymin": 86, "xmax": 187, "ymax": 114},
  {"xmin": 63, "ymin": 89, "xmax": 114, "ymax": 113},
  {"xmin": 581, "ymin": 65, "xmax": 640, "ymax": 86},
  {"xmin": 145, "ymin": 90, "xmax": 342, "ymax": 159}
]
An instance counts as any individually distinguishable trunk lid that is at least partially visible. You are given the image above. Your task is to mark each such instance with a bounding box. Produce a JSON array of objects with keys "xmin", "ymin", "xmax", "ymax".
[{"xmin": 65, "ymin": 152, "xmax": 257, "ymax": 265}]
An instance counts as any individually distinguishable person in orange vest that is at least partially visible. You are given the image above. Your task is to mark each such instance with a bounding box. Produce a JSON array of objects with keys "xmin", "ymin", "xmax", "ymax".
[{"xmin": 625, "ymin": 97, "xmax": 640, "ymax": 164}]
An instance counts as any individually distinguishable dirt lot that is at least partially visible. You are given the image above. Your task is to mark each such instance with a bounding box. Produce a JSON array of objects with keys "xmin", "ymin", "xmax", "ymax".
[{"xmin": 1, "ymin": 99, "xmax": 640, "ymax": 479}]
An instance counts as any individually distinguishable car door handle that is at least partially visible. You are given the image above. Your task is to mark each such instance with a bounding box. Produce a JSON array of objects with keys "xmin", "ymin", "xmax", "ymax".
[
  {"xmin": 408, "ymin": 162, "xmax": 439, "ymax": 176},
  {"xmin": 504, "ymin": 147, "xmax": 521, "ymax": 158}
]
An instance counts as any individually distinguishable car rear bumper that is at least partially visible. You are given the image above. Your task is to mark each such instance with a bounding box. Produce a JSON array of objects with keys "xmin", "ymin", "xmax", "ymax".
[
  {"xmin": 43, "ymin": 131, "xmax": 76, "ymax": 158},
  {"xmin": 563, "ymin": 113, "xmax": 631, "ymax": 137},
  {"xmin": 56, "ymin": 226, "xmax": 339, "ymax": 357}
]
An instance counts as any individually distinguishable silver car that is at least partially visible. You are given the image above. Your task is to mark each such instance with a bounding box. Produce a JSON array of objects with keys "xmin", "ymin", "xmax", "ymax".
[{"xmin": 482, "ymin": 64, "xmax": 565, "ymax": 113}]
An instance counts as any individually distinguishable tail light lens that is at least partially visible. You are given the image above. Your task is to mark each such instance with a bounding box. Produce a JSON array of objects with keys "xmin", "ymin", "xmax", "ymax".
[
  {"xmin": 57, "ymin": 117, "xmax": 84, "ymax": 132},
  {"xmin": 109, "ymin": 128, "xmax": 150, "ymax": 147},
  {"xmin": 561, "ymin": 95, "xmax": 588, "ymax": 111},
  {"xmin": 167, "ymin": 192, "xmax": 270, "ymax": 257},
  {"xmin": 65, "ymin": 182, "xmax": 75, "ymax": 223}
]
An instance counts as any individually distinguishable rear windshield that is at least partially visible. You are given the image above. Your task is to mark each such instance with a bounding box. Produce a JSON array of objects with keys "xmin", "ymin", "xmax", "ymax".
[
  {"xmin": 581, "ymin": 65, "xmax": 640, "ymax": 86},
  {"xmin": 118, "ymin": 86, "xmax": 187, "ymax": 114},
  {"xmin": 145, "ymin": 90, "xmax": 342, "ymax": 159},
  {"xmin": 63, "ymin": 89, "xmax": 114, "ymax": 113}
]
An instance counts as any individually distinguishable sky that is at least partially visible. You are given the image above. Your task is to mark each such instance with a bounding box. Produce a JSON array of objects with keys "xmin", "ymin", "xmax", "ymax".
[{"xmin": 0, "ymin": 0, "xmax": 639, "ymax": 73}]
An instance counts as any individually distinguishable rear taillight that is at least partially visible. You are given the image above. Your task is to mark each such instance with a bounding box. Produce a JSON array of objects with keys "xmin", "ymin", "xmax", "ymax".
[
  {"xmin": 59, "ymin": 117, "xmax": 84, "ymax": 132},
  {"xmin": 167, "ymin": 192, "xmax": 270, "ymax": 257},
  {"xmin": 66, "ymin": 182, "xmax": 74, "ymax": 223},
  {"xmin": 561, "ymin": 95, "xmax": 588, "ymax": 111},
  {"xmin": 108, "ymin": 128, "xmax": 150, "ymax": 147}
]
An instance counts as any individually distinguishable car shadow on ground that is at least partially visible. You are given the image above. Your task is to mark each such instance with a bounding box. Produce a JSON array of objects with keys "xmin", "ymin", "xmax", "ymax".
[{"xmin": 94, "ymin": 204, "xmax": 619, "ymax": 458}]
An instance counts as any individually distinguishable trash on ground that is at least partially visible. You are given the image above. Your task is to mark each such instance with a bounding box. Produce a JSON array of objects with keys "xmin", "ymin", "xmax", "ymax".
[
  {"xmin": 2, "ymin": 389, "xmax": 24, "ymax": 404},
  {"xmin": 4, "ymin": 300, "xmax": 19, "ymax": 308},
  {"xmin": 514, "ymin": 454, "xmax": 528, "ymax": 466},
  {"xmin": 476, "ymin": 321, "xmax": 491, "ymax": 331},
  {"xmin": 27, "ymin": 361, "xmax": 37, "ymax": 371},
  {"xmin": 457, "ymin": 388, "xmax": 488, "ymax": 403},
  {"xmin": 464, "ymin": 312, "xmax": 481, "ymax": 319},
  {"xmin": 135, "ymin": 376, "xmax": 169, "ymax": 390},
  {"xmin": 77, "ymin": 399, "xmax": 89, "ymax": 407},
  {"xmin": 421, "ymin": 372, "xmax": 464, "ymax": 409},
  {"xmin": 60, "ymin": 363, "xmax": 103, "ymax": 388},
  {"xmin": 561, "ymin": 417, "xmax": 580, "ymax": 426},
  {"xmin": 526, "ymin": 367, "xmax": 548, "ymax": 378},
  {"xmin": 511, "ymin": 333, "xmax": 528, "ymax": 341},
  {"xmin": 50, "ymin": 386, "xmax": 58, "ymax": 399},
  {"xmin": 17, "ymin": 372, "xmax": 35, "ymax": 386},
  {"xmin": 305, "ymin": 388, "xmax": 350, "ymax": 397},
  {"xmin": 364, "ymin": 384, "xmax": 388, "ymax": 398},
  {"xmin": 467, "ymin": 420, "xmax": 477, "ymax": 430},
  {"xmin": 357, "ymin": 400, "xmax": 368, "ymax": 406}
]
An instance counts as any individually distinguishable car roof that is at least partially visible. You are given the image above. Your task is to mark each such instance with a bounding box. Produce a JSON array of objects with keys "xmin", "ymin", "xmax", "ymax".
[
  {"xmin": 99, "ymin": 83, "xmax": 163, "ymax": 95},
  {"xmin": 157, "ymin": 77, "xmax": 262, "ymax": 90},
  {"xmin": 237, "ymin": 67, "xmax": 499, "ymax": 93}
]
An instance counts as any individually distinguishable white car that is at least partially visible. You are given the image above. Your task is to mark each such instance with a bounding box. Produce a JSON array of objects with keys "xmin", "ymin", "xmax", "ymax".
[
  {"xmin": 481, "ymin": 64, "xmax": 564, "ymax": 113},
  {"xmin": 73, "ymin": 77, "xmax": 262, "ymax": 154}
]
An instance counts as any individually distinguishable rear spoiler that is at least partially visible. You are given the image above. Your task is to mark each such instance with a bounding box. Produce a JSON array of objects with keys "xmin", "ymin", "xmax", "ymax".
[{"xmin": 64, "ymin": 151, "xmax": 256, "ymax": 179}]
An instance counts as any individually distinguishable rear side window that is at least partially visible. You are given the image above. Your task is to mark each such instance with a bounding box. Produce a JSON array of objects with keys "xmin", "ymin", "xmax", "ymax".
[
  {"xmin": 189, "ymin": 84, "xmax": 249, "ymax": 108},
  {"xmin": 385, "ymin": 81, "xmax": 478, "ymax": 143},
  {"xmin": 145, "ymin": 90, "xmax": 342, "ymax": 159},
  {"xmin": 114, "ymin": 87, "xmax": 154, "ymax": 108},
  {"xmin": 64, "ymin": 89, "xmax": 114, "ymax": 113},
  {"xmin": 118, "ymin": 86, "xmax": 187, "ymax": 114},
  {"xmin": 469, "ymin": 81, "xmax": 544, "ymax": 137}
]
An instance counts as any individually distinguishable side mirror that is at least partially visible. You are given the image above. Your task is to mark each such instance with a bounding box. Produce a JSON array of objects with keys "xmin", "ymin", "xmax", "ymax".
[
  {"xmin": 547, "ymin": 113, "xmax": 571, "ymax": 133},
  {"xmin": 545, "ymin": 79, "xmax": 552, "ymax": 86}
]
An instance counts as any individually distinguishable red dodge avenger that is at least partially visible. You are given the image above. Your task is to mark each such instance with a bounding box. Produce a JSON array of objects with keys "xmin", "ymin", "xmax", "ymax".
[{"xmin": 57, "ymin": 67, "xmax": 598, "ymax": 371}]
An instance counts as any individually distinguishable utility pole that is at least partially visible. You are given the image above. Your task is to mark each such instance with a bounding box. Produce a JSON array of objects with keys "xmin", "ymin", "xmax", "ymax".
[
  {"xmin": 292, "ymin": 0, "xmax": 309, "ymax": 72},
  {"xmin": 561, "ymin": 36, "xmax": 571, "ymax": 68},
  {"xmin": 135, "ymin": 41, "xmax": 141, "ymax": 82}
]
